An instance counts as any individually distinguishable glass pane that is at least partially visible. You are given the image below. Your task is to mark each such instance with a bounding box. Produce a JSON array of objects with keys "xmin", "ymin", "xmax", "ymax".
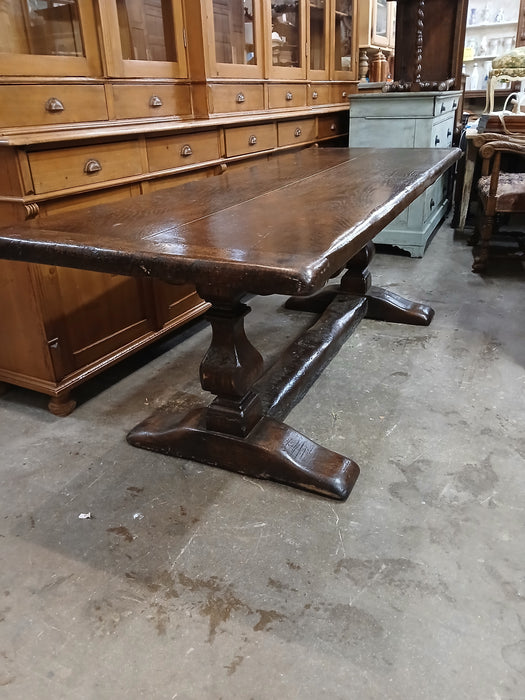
[
  {"xmin": 0, "ymin": 0, "xmax": 84, "ymax": 56},
  {"xmin": 271, "ymin": 1, "xmax": 301, "ymax": 68},
  {"xmin": 310, "ymin": 0, "xmax": 326, "ymax": 70},
  {"xmin": 117, "ymin": 0, "xmax": 177, "ymax": 62},
  {"xmin": 213, "ymin": 0, "xmax": 257, "ymax": 65},
  {"xmin": 334, "ymin": 0, "xmax": 353, "ymax": 72},
  {"xmin": 375, "ymin": 0, "xmax": 387, "ymax": 39}
]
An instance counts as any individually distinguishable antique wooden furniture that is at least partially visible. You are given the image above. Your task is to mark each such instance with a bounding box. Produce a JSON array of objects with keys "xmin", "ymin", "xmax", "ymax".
[
  {"xmin": 386, "ymin": 0, "xmax": 468, "ymax": 93},
  {"xmin": 0, "ymin": 0, "xmax": 357, "ymax": 415},
  {"xmin": 357, "ymin": 0, "xmax": 396, "ymax": 82},
  {"xmin": 348, "ymin": 91, "xmax": 461, "ymax": 255},
  {"xmin": 0, "ymin": 146, "xmax": 461, "ymax": 499},
  {"xmin": 471, "ymin": 132, "xmax": 525, "ymax": 271}
]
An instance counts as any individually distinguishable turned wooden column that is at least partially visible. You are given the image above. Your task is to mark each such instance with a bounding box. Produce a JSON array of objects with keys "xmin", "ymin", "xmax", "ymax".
[{"xmin": 199, "ymin": 294, "xmax": 264, "ymax": 437}]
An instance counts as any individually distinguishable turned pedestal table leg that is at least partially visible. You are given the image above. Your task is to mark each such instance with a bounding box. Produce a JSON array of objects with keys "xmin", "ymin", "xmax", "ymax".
[
  {"xmin": 127, "ymin": 293, "xmax": 360, "ymax": 500},
  {"xmin": 286, "ymin": 242, "xmax": 434, "ymax": 326}
]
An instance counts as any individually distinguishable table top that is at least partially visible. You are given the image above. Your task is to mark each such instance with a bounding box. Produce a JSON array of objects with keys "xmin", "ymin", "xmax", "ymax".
[{"xmin": 0, "ymin": 147, "xmax": 461, "ymax": 297}]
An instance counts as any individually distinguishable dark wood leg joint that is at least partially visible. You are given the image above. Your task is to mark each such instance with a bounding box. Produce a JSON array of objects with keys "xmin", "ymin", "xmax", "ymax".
[
  {"xmin": 286, "ymin": 241, "xmax": 434, "ymax": 326},
  {"xmin": 127, "ymin": 291, "xmax": 361, "ymax": 500}
]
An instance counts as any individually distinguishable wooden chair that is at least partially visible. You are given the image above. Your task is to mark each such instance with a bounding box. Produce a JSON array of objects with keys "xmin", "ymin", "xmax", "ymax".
[{"xmin": 472, "ymin": 132, "xmax": 525, "ymax": 272}]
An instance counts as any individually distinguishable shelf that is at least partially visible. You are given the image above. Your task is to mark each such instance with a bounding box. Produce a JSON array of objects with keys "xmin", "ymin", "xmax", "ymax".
[{"xmin": 466, "ymin": 20, "xmax": 518, "ymax": 29}]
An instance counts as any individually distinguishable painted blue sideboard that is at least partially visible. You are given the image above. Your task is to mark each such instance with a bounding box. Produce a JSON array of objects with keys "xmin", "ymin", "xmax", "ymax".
[{"xmin": 349, "ymin": 91, "xmax": 461, "ymax": 256}]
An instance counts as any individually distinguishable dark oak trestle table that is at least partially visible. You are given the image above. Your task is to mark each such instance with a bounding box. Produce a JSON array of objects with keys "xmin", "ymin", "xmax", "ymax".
[{"xmin": 0, "ymin": 147, "xmax": 461, "ymax": 500}]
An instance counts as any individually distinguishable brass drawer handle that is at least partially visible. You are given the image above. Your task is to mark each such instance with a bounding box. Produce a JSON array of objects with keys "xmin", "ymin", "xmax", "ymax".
[
  {"xmin": 45, "ymin": 97, "xmax": 64, "ymax": 113},
  {"xmin": 236, "ymin": 92, "xmax": 245, "ymax": 103},
  {"xmin": 294, "ymin": 127, "xmax": 302, "ymax": 137},
  {"xmin": 286, "ymin": 91, "xmax": 293, "ymax": 101},
  {"xmin": 248, "ymin": 135, "xmax": 257, "ymax": 146},
  {"xmin": 149, "ymin": 95, "xmax": 163, "ymax": 107},
  {"xmin": 84, "ymin": 159, "xmax": 102, "ymax": 174},
  {"xmin": 180, "ymin": 144, "xmax": 193, "ymax": 157},
  {"xmin": 312, "ymin": 90, "xmax": 318, "ymax": 100}
]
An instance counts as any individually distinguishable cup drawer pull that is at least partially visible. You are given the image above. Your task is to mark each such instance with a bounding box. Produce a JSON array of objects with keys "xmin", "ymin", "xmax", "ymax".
[
  {"xmin": 149, "ymin": 95, "xmax": 163, "ymax": 107},
  {"xmin": 434, "ymin": 135, "xmax": 441, "ymax": 146},
  {"xmin": 84, "ymin": 159, "xmax": 102, "ymax": 174},
  {"xmin": 45, "ymin": 97, "xmax": 64, "ymax": 113},
  {"xmin": 180, "ymin": 144, "xmax": 193, "ymax": 157}
]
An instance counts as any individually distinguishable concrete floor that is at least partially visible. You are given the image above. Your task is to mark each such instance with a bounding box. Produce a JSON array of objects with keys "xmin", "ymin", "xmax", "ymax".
[{"xmin": 1, "ymin": 219, "xmax": 524, "ymax": 700}]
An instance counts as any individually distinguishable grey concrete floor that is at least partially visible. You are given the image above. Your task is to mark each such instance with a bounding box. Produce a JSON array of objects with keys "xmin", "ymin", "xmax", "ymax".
[{"xmin": 1, "ymin": 219, "xmax": 524, "ymax": 700}]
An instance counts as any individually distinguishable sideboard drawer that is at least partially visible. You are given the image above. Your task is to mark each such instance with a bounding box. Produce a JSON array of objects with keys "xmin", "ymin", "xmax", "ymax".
[
  {"xmin": 0, "ymin": 85, "xmax": 108, "ymax": 128},
  {"xmin": 147, "ymin": 130, "xmax": 221, "ymax": 171},
  {"xmin": 225, "ymin": 123, "xmax": 277, "ymax": 157},
  {"xmin": 277, "ymin": 118, "xmax": 316, "ymax": 147},
  {"xmin": 308, "ymin": 84, "xmax": 331, "ymax": 106},
  {"xmin": 112, "ymin": 84, "xmax": 192, "ymax": 120},
  {"xmin": 431, "ymin": 118, "xmax": 454, "ymax": 148},
  {"xmin": 28, "ymin": 141, "xmax": 143, "ymax": 194},
  {"xmin": 434, "ymin": 94, "xmax": 460, "ymax": 117},
  {"xmin": 317, "ymin": 113, "xmax": 347, "ymax": 139},
  {"xmin": 330, "ymin": 83, "xmax": 352, "ymax": 104},
  {"xmin": 208, "ymin": 84, "xmax": 264, "ymax": 114},
  {"xmin": 268, "ymin": 84, "xmax": 307, "ymax": 110}
]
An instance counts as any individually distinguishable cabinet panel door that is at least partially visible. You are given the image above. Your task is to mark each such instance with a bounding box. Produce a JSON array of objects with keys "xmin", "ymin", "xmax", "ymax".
[{"xmin": 37, "ymin": 186, "xmax": 156, "ymax": 376}]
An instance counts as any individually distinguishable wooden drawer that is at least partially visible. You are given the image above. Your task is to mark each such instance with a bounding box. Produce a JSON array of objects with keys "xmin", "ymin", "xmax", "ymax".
[
  {"xmin": 317, "ymin": 113, "xmax": 347, "ymax": 139},
  {"xmin": 112, "ymin": 84, "xmax": 192, "ymax": 120},
  {"xmin": 431, "ymin": 118, "xmax": 454, "ymax": 148},
  {"xmin": 208, "ymin": 84, "xmax": 264, "ymax": 114},
  {"xmin": 0, "ymin": 84, "xmax": 108, "ymax": 128},
  {"xmin": 308, "ymin": 84, "xmax": 331, "ymax": 106},
  {"xmin": 147, "ymin": 130, "xmax": 221, "ymax": 172},
  {"xmin": 268, "ymin": 84, "xmax": 307, "ymax": 110},
  {"xmin": 224, "ymin": 123, "xmax": 276, "ymax": 157},
  {"xmin": 330, "ymin": 83, "xmax": 352, "ymax": 104},
  {"xmin": 28, "ymin": 141, "xmax": 143, "ymax": 194},
  {"xmin": 434, "ymin": 94, "xmax": 460, "ymax": 117},
  {"xmin": 277, "ymin": 118, "xmax": 316, "ymax": 147}
]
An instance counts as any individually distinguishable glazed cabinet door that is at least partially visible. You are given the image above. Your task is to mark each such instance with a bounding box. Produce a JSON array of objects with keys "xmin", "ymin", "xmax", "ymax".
[
  {"xmin": 98, "ymin": 0, "xmax": 188, "ymax": 78},
  {"xmin": 371, "ymin": 0, "xmax": 395, "ymax": 47},
  {"xmin": 0, "ymin": 0, "xmax": 101, "ymax": 77},
  {"xmin": 268, "ymin": 0, "xmax": 307, "ymax": 78},
  {"xmin": 332, "ymin": 0, "xmax": 356, "ymax": 80},
  {"xmin": 206, "ymin": 0, "xmax": 264, "ymax": 77},
  {"xmin": 308, "ymin": 0, "xmax": 330, "ymax": 79}
]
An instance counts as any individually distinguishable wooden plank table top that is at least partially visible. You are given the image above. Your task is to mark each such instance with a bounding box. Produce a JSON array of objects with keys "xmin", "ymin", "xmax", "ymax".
[
  {"xmin": 0, "ymin": 146, "xmax": 461, "ymax": 501},
  {"xmin": 0, "ymin": 147, "xmax": 460, "ymax": 297}
]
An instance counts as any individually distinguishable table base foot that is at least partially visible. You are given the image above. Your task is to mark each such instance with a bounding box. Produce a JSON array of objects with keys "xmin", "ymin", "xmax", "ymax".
[
  {"xmin": 286, "ymin": 285, "xmax": 433, "ymax": 326},
  {"xmin": 127, "ymin": 407, "xmax": 359, "ymax": 501}
]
